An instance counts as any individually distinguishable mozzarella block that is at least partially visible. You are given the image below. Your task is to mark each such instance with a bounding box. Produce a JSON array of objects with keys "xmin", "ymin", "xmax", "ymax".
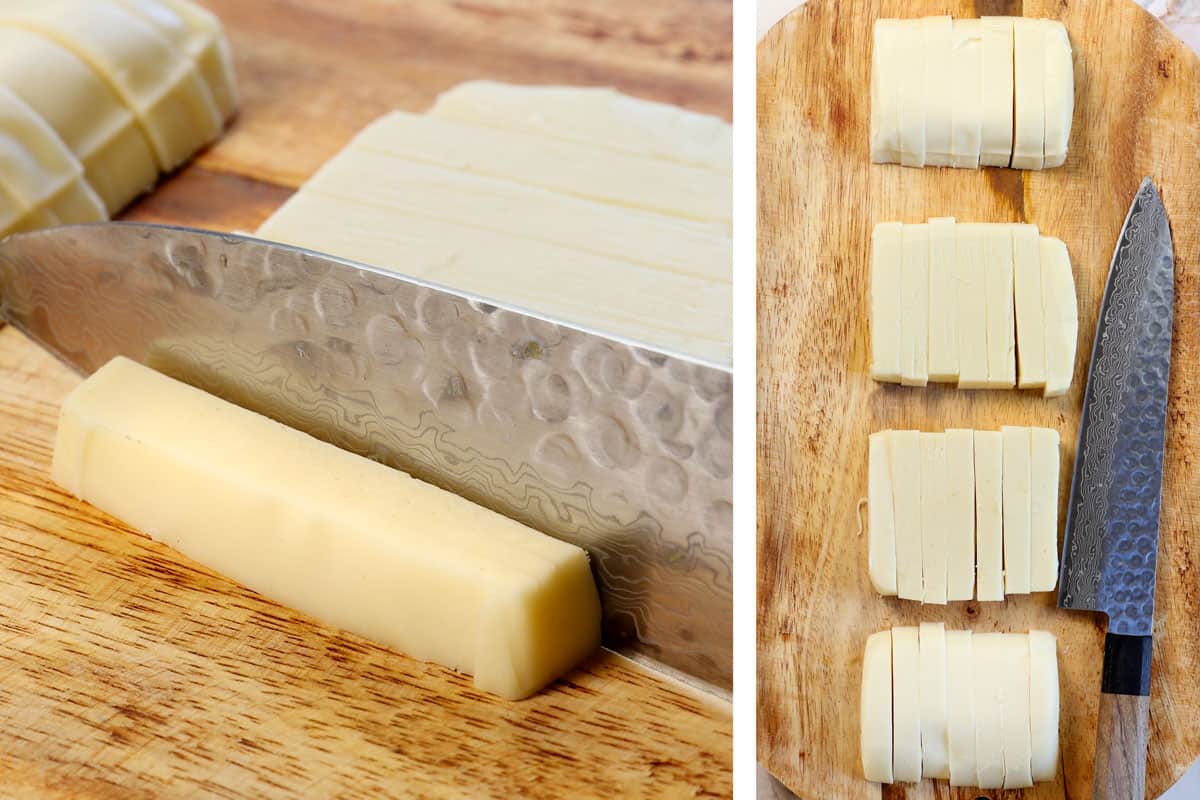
[
  {"xmin": 899, "ymin": 223, "xmax": 930, "ymax": 386},
  {"xmin": 888, "ymin": 431, "xmax": 924, "ymax": 602},
  {"xmin": 896, "ymin": 19, "xmax": 927, "ymax": 167},
  {"xmin": 919, "ymin": 433, "xmax": 949, "ymax": 605},
  {"xmin": 974, "ymin": 430, "xmax": 1005, "ymax": 602},
  {"xmin": 0, "ymin": 0, "xmax": 223, "ymax": 172},
  {"xmin": 1041, "ymin": 20, "xmax": 1074, "ymax": 168},
  {"xmin": 999, "ymin": 634, "xmax": 1034, "ymax": 788},
  {"xmin": 949, "ymin": 20, "xmax": 984, "ymax": 168},
  {"xmin": 870, "ymin": 222, "xmax": 904, "ymax": 381},
  {"xmin": 1013, "ymin": 224, "xmax": 1047, "ymax": 388},
  {"xmin": 1011, "ymin": 19, "xmax": 1046, "ymax": 170},
  {"xmin": 979, "ymin": 224, "xmax": 1016, "ymax": 388},
  {"xmin": 1002, "ymin": 426, "xmax": 1033, "ymax": 594},
  {"xmin": 350, "ymin": 111, "xmax": 729, "ymax": 227},
  {"xmin": 945, "ymin": 429, "xmax": 976, "ymax": 602},
  {"xmin": 52, "ymin": 357, "xmax": 602, "ymax": 700},
  {"xmin": 1041, "ymin": 236, "xmax": 1079, "ymax": 397},
  {"xmin": 954, "ymin": 222, "xmax": 990, "ymax": 389},
  {"xmin": 927, "ymin": 217, "xmax": 958, "ymax": 382},
  {"xmin": 979, "ymin": 17, "xmax": 1015, "ymax": 168},
  {"xmin": 1029, "ymin": 630, "xmax": 1061, "ymax": 781},
  {"xmin": 945, "ymin": 630, "xmax": 977, "ymax": 786},
  {"xmin": 870, "ymin": 20, "xmax": 903, "ymax": 164},
  {"xmin": 429, "ymin": 81, "xmax": 731, "ymax": 174},
  {"xmin": 862, "ymin": 630, "xmax": 895, "ymax": 783},
  {"xmin": 921, "ymin": 16, "xmax": 954, "ymax": 166},
  {"xmin": 1030, "ymin": 428, "xmax": 1061, "ymax": 592},
  {"xmin": 892, "ymin": 626, "xmax": 922, "ymax": 782},
  {"xmin": 868, "ymin": 431, "xmax": 898, "ymax": 596},
  {"xmin": 972, "ymin": 633, "xmax": 1007, "ymax": 789},
  {"xmin": 918, "ymin": 623, "xmax": 949, "ymax": 779}
]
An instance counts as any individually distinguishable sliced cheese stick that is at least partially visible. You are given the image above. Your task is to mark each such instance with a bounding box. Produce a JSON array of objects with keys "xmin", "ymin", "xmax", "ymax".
[
  {"xmin": 1000, "ymin": 633, "xmax": 1034, "ymax": 788},
  {"xmin": 1011, "ymin": 19, "xmax": 1046, "ymax": 170},
  {"xmin": 889, "ymin": 431, "xmax": 924, "ymax": 602},
  {"xmin": 52, "ymin": 357, "xmax": 602, "ymax": 700},
  {"xmin": 892, "ymin": 626, "xmax": 923, "ymax": 782},
  {"xmin": 945, "ymin": 630, "xmax": 978, "ymax": 786},
  {"xmin": 954, "ymin": 222, "xmax": 990, "ymax": 388},
  {"xmin": 972, "ymin": 633, "xmax": 1007, "ymax": 789},
  {"xmin": 862, "ymin": 630, "xmax": 895, "ymax": 783},
  {"xmin": 980, "ymin": 17, "xmax": 1015, "ymax": 167},
  {"xmin": 868, "ymin": 431, "xmax": 898, "ymax": 596},
  {"xmin": 1013, "ymin": 223, "xmax": 1048, "ymax": 388},
  {"xmin": 950, "ymin": 20, "xmax": 984, "ymax": 168},
  {"xmin": 927, "ymin": 217, "xmax": 958, "ymax": 382},
  {"xmin": 974, "ymin": 430, "xmax": 1005, "ymax": 601},
  {"xmin": 429, "ymin": 81, "xmax": 731, "ymax": 174},
  {"xmin": 945, "ymin": 429, "xmax": 976, "ymax": 602},
  {"xmin": 870, "ymin": 20, "xmax": 903, "ymax": 164},
  {"xmin": 1029, "ymin": 630, "xmax": 1061, "ymax": 781},
  {"xmin": 922, "ymin": 16, "xmax": 954, "ymax": 166},
  {"xmin": 899, "ymin": 223, "xmax": 930, "ymax": 386},
  {"xmin": 1002, "ymin": 426, "xmax": 1034, "ymax": 595},
  {"xmin": 980, "ymin": 223, "xmax": 1016, "ymax": 388},
  {"xmin": 919, "ymin": 433, "xmax": 949, "ymax": 605},
  {"xmin": 1030, "ymin": 428, "xmax": 1061, "ymax": 592},
  {"xmin": 870, "ymin": 222, "xmax": 904, "ymax": 381},
  {"xmin": 1041, "ymin": 20, "xmax": 1074, "ymax": 168},
  {"xmin": 918, "ymin": 622, "xmax": 950, "ymax": 779},
  {"xmin": 896, "ymin": 19, "xmax": 927, "ymax": 167},
  {"xmin": 1041, "ymin": 236, "xmax": 1079, "ymax": 397}
]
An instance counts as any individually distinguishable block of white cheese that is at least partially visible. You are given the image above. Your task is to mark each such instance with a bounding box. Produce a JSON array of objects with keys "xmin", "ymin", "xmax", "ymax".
[
  {"xmin": 888, "ymin": 431, "xmax": 923, "ymax": 602},
  {"xmin": 944, "ymin": 429, "xmax": 976, "ymax": 602},
  {"xmin": 954, "ymin": 222, "xmax": 990, "ymax": 388},
  {"xmin": 861, "ymin": 630, "xmax": 894, "ymax": 783},
  {"xmin": 973, "ymin": 430, "xmax": 1005, "ymax": 602},
  {"xmin": 1011, "ymin": 19, "xmax": 1046, "ymax": 170},
  {"xmin": 949, "ymin": 20, "xmax": 983, "ymax": 168},
  {"xmin": 919, "ymin": 433, "xmax": 948, "ymax": 605},
  {"xmin": 999, "ymin": 633, "xmax": 1034, "ymax": 788},
  {"xmin": 899, "ymin": 223, "xmax": 930, "ymax": 386},
  {"xmin": 1013, "ymin": 223, "xmax": 1047, "ymax": 388},
  {"xmin": 891, "ymin": 626, "xmax": 922, "ymax": 782},
  {"xmin": 972, "ymin": 632, "xmax": 1007, "ymax": 788},
  {"xmin": 979, "ymin": 223, "xmax": 1016, "ymax": 388},
  {"xmin": 52, "ymin": 357, "xmax": 603, "ymax": 700},
  {"xmin": 921, "ymin": 16, "xmax": 954, "ymax": 167},
  {"xmin": 1029, "ymin": 630, "xmax": 1061, "ymax": 781},
  {"xmin": 868, "ymin": 431, "xmax": 898, "ymax": 596},
  {"xmin": 870, "ymin": 222, "xmax": 903, "ymax": 381},
  {"xmin": 1041, "ymin": 20, "xmax": 1074, "ymax": 168},
  {"xmin": 429, "ymin": 81, "xmax": 731, "ymax": 174},
  {"xmin": 1030, "ymin": 428, "xmax": 1061, "ymax": 592},
  {"xmin": 870, "ymin": 20, "xmax": 903, "ymax": 164},
  {"xmin": 1041, "ymin": 236, "xmax": 1079, "ymax": 397},
  {"xmin": 979, "ymin": 17, "xmax": 1015, "ymax": 168},
  {"xmin": 927, "ymin": 217, "xmax": 958, "ymax": 382},
  {"xmin": 896, "ymin": 19, "xmax": 927, "ymax": 167},
  {"xmin": 918, "ymin": 622, "xmax": 949, "ymax": 779},
  {"xmin": 1002, "ymin": 426, "xmax": 1034, "ymax": 595},
  {"xmin": 944, "ymin": 630, "xmax": 977, "ymax": 786}
]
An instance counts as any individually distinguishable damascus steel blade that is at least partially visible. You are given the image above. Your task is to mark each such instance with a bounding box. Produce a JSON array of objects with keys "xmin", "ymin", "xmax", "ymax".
[
  {"xmin": 1058, "ymin": 178, "xmax": 1174, "ymax": 636},
  {"xmin": 0, "ymin": 222, "xmax": 733, "ymax": 690}
]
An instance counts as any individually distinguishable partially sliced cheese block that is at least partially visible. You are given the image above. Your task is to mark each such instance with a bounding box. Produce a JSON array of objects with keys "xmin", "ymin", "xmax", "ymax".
[
  {"xmin": 972, "ymin": 633, "xmax": 1007, "ymax": 788},
  {"xmin": 52, "ymin": 357, "xmax": 602, "ymax": 700},
  {"xmin": 949, "ymin": 20, "xmax": 984, "ymax": 168},
  {"xmin": 1041, "ymin": 20, "xmax": 1074, "ymax": 168},
  {"xmin": 1029, "ymin": 630, "xmax": 1061, "ymax": 781},
  {"xmin": 1002, "ymin": 426, "xmax": 1034, "ymax": 595},
  {"xmin": 1013, "ymin": 223, "xmax": 1047, "ymax": 388},
  {"xmin": 979, "ymin": 17, "xmax": 1015, "ymax": 168},
  {"xmin": 927, "ymin": 217, "xmax": 958, "ymax": 382},
  {"xmin": 945, "ymin": 630, "xmax": 977, "ymax": 785},
  {"xmin": 954, "ymin": 222, "xmax": 990, "ymax": 389},
  {"xmin": 945, "ymin": 429, "xmax": 976, "ymax": 601},
  {"xmin": 892, "ymin": 626, "xmax": 922, "ymax": 782},
  {"xmin": 862, "ymin": 630, "xmax": 894, "ymax": 783},
  {"xmin": 974, "ymin": 430, "xmax": 1005, "ymax": 602},
  {"xmin": 429, "ymin": 81, "xmax": 731, "ymax": 174},
  {"xmin": 870, "ymin": 20, "xmax": 903, "ymax": 164},
  {"xmin": 979, "ymin": 223, "xmax": 1016, "ymax": 388},
  {"xmin": 350, "ymin": 111, "xmax": 729, "ymax": 227},
  {"xmin": 1000, "ymin": 633, "xmax": 1034, "ymax": 788},
  {"xmin": 888, "ymin": 431, "xmax": 924, "ymax": 602},
  {"xmin": 899, "ymin": 223, "xmax": 930, "ymax": 386},
  {"xmin": 919, "ymin": 433, "xmax": 949, "ymax": 605},
  {"xmin": 896, "ymin": 19, "xmax": 927, "ymax": 168},
  {"xmin": 870, "ymin": 222, "xmax": 904, "ymax": 381},
  {"xmin": 868, "ymin": 431, "xmax": 898, "ymax": 596},
  {"xmin": 1030, "ymin": 428, "xmax": 1061, "ymax": 592},
  {"xmin": 1041, "ymin": 236, "xmax": 1079, "ymax": 397},
  {"xmin": 918, "ymin": 622, "xmax": 950, "ymax": 779},
  {"xmin": 921, "ymin": 16, "xmax": 954, "ymax": 167},
  {"xmin": 1011, "ymin": 19, "xmax": 1046, "ymax": 170}
]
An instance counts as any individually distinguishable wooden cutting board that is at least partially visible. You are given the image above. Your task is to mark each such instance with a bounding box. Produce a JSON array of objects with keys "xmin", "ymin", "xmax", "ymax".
[
  {"xmin": 0, "ymin": 1, "xmax": 731, "ymax": 796},
  {"xmin": 758, "ymin": 1, "xmax": 1200, "ymax": 799}
]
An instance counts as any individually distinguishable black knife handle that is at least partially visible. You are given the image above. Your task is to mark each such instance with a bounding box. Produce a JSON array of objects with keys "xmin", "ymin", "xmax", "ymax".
[
  {"xmin": 1094, "ymin": 633, "xmax": 1152, "ymax": 800},
  {"xmin": 1101, "ymin": 632, "xmax": 1152, "ymax": 696}
]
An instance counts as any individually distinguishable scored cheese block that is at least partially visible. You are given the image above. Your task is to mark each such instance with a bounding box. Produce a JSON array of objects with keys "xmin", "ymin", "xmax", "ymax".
[
  {"xmin": 861, "ymin": 630, "xmax": 894, "ymax": 783},
  {"xmin": 891, "ymin": 626, "xmax": 923, "ymax": 782},
  {"xmin": 971, "ymin": 633, "xmax": 1007, "ymax": 788},
  {"xmin": 918, "ymin": 623, "xmax": 949, "ymax": 779},
  {"xmin": 868, "ymin": 427, "xmax": 1060, "ymax": 602},
  {"xmin": 870, "ymin": 219, "xmax": 1078, "ymax": 396},
  {"xmin": 51, "ymin": 357, "xmax": 603, "ymax": 700},
  {"xmin": 871, "ymin": 15, "xmax": 1073, "ymax": 170},
  {"xmin": 944, "ymin": 630, "xmax": 977, "ymax": 786}
]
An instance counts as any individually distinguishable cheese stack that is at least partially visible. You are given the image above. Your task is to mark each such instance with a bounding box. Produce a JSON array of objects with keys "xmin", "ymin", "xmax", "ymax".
[
  {"xmin": 0, "ymin": 0, "xmax": 236, "ymax": 235},
  {"xmin": 257, "ymin": 82, "xmax": 733, "ymax": 366},
  {"xmin": 861, "ymin": 625, "xmax": 1059, "ymax": 788},
  {"xmin": 868, "ymin": 427, "xmax": 1060, "ymax": 602},
  {"xmin": 871, "ymin": 16, "xmax": 1074, "ymax": 169},
  {"xmin": 871, "ymin": 219, "xmax": 1078, "ymax": 396}
]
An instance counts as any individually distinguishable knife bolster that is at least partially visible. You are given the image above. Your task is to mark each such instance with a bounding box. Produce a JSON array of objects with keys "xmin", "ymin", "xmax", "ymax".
[{"xmin": 1101, "ymin": 632, "xmax": 1152, "ymax": 696}]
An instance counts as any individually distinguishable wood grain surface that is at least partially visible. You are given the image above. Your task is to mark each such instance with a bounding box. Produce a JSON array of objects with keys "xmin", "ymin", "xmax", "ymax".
[
  {"xmin": 757, "ymin": 1, "xmax": 1200, "ymax": 799},
  {"xmin": 0, "ymin": 0, "xmax": 732, "ymax": 796}
]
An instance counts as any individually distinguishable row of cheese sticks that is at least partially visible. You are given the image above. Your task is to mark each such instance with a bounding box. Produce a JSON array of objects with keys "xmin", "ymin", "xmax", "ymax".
[
  {"xmin": 871, "ymin": 16, "xmax": 1074, "ymax": 169},
  {"xmin": 868, "ymin": 427, "xmax": 1060, "ymax": 603},
  {"xmin": 0, "ymin": 0, "xmax": 236, "ymax": 236},
  {"xmin": 862, "ymin": 625, "xmax": 1059, "ymax": 787},
  {"xmin": 870, "ymin": 219, "xmax": 1079, "ymax": 396}
]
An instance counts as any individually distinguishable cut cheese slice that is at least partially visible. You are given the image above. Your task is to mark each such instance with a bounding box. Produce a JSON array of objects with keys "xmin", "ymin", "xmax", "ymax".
[
  {"xmin": 868, "ymin": 431, "xmax": 898, "ymax": 596},
  {"xmin": 1000, "ymin": 633, "xmax": 1034, "ymax": 788},
  {"xmin": 896, "ymin": 19, "xmax": 927, "ymax": 167},
  {"xmin": 350, "ymin": 111, "xmax": 729, "ymax": 227},
  {"xmin": 899, "ymin": 223, "xmax": 930, "ymax": 386},
  {"xmin": 921, "ymin": 16, "xmax": 954, "ymax": 166},
  {"xmin": 892, "ymin": 626, "xmax": 922, "ymax": 782},
  {"xmin": 52, "ymin": 357, "xmax": 602, "ymax": 700},
  {"xmin": 429, "ymin": 81, "xmax": 730, "ymax": 174},
  {"xmin": 949, "ymin": 20, "xmax": 984, "ymax": 168},
  {"xmin": 918, "ymin": 622, "xmax": 949, "ymax": 779},
  {"xmin": 945, "ymin": 630, "xmax": 977, "ymax": 786},
  {"xmin": 1030, "ymin": 428, "xmax": 1061, "ymax": 592},
  {"xmin": 954, "ymin": 222, "xmax": 990, "ymax": 388},
  {"xmin": 980, "ymin": 224, "xmax": 1016, "ymax": 388},
  {"xmin": 1011, "ymin": 19, "xmax": 1046, "ymax": 170},
  {"xmin": 1013, "ymin": 223, "xmax": 1047, "ymax": 388},
  {"xmin": 1041, "ymin": 20, "xmax": 1074, "ymax": 168},
  {"xmin": 972, "ymin": 633, "xmax": 1007, "ymax": 788},
  {"xmin": 919, "ymin": 433, "xmax": 949, "ymax": 605},
  {"xmin": 1029, "ymin": 630, "xmax": 1061, "ymax": 781},
  {"xmin": 1041, "ymin": 236, "xmax": 1078, "ymax": 397},
  {"xmin": 870, "ymin": 20, "xmax": 903, "ymax": 164},
  {"xmin": 945, "ymin": 429, "xmax": 976, "ymax": 601},
  {"xmin": 974, "ymin": 430, "xmax": 1005, "ymax": 601},
  {"xmin": 888, "ymin": 431, "xmax": 923, "ymax": 602},
  {"xmin": 980, "ymin": 17, "xmax": 1015, "ymax": 167},
  {"xmin": 1002, "ymin": 426, "xmax": 1033, "ymax": 595},
  {"xmin": 862, "ymin": 630, "xmax": 895, "ymax": 783},
  {"xmin": 870, "ymin": 222, "xmax": 904, "ymax": 381},
  {"xmin": 927, "ymin": 217, "xmax": 958, "ymax": 381}
]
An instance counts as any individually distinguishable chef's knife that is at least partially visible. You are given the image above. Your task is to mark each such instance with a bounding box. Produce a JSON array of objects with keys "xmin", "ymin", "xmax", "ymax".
[
  {"xmin": 1059, "ymin": 178, "xmax": 1174, "ymax": 800},
  {"xmin": 0, "ymin": 222, "xmax": 733, "ymax": 693}
]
